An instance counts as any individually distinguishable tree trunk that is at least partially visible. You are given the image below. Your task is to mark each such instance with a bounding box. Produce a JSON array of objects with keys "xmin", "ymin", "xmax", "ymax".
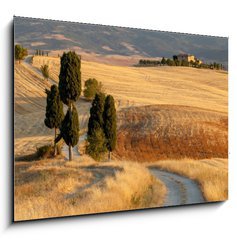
[
  {"xmin": 108, "ymin": 151, "xmax": 111, "ymax": 161},
  {"xmin": 69, "ymin": 101, "xmax": 72, "ymax": 117},
  {"xmin": 54, "ymin": 128, "xmax": 57, "ymax": 156},
  {"xmin": 69, "ymin": 144, "xmax": 73, "ymax": 161},
  {"xmin": 68, "ymin": 102, "xmax": 73, "ymax": 161}
]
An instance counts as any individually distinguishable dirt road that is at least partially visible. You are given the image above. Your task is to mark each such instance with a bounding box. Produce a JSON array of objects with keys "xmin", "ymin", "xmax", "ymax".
[{"xmin": 149, "ymin": 168, "xmax": 205, "ymax": 206}]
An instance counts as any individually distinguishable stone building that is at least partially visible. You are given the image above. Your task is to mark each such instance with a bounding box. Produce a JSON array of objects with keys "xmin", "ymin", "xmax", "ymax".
[{"xmin": 177, "ymin": 54, "xmax": 195, "ymax": 62}]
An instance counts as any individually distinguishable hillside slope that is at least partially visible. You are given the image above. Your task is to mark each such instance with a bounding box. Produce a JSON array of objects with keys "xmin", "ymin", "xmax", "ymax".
[
  {"xmin": 32, "ymin": 56, "xmax": 228, "ymax": 113},
  {"xmin": 14, "ymin": 16, "xmax": 228, "ymax": 65},
  {"xmin": 115, "ymin": 105, "xmax": 227, "ymax": 161},
  {"xmin": 14, "ymin": 61, "xmax": 91, "ymax": 157},
  {"xmin": 15, "ymin": 57, "xmax": 228, "ymax": 161}
]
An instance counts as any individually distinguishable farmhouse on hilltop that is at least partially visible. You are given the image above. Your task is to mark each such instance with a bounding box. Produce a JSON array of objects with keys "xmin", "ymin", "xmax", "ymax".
[{"xmin": 177, "ymin": 54, "xmax": 202, "ymax": 64}]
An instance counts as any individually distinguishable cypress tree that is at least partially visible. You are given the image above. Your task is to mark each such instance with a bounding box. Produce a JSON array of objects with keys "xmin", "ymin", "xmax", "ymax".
[
  {"xmin": 88, "ymin": 93, "xmax": 105, "ymax": 134},
  {"xmin": 87, "ymin": 93, "xmax": 106, "ymax": 160},
  {"xmin": 103, "ymin": 95, "xmax": 117, "ymax": 161},
  {"xmin": 58, "ymin": 51, "xmax": 81, "ymax": 160},
  {"xmin": 161, "ymin": 57, "xmax": 166, "ymax": 65},
  {"xmin": 56, "ymin": 105, "xmax": 80, "ymax": 160},
  {"xmin": 59, "ymin": 51, "xmax": 81, "ymax": 105},
  {"xmin": 44, "ymin": 85, "xmax": 64, "ymax": 156}
]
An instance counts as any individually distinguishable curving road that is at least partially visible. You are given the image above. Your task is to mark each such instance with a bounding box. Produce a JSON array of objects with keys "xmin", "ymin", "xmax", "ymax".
[{"xmin": 149, "ymin": 168, "xmax": 205, "ymax": 206}]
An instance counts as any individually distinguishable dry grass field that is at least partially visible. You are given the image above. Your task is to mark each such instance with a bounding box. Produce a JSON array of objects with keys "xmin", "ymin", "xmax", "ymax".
[
  {"xmin": 32, "ymin": 56, "xmax": 227, "ymax": 112},
  {"xmin": 14, "ymin": 55, "xmax": 228, "ymax": 220},
  {"xmin": 14, "ymin": 61, "xmax": 91, "ymax": 157},
  {"xmin": 14, "ymin": 156, "xmax": 166, "ymax": 221}
]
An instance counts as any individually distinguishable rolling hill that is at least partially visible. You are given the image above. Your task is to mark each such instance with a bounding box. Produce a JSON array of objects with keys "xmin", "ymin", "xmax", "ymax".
[
  {"xmin": 14, "ymin": 16, "xmax": 228, "ymax": 66},
  {"xmin": 15, "ymin": 56, "xmax": 228, "ymax": 161}
]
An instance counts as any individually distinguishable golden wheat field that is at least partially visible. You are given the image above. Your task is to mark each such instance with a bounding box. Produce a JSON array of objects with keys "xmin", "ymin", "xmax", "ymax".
[
  {"xmin": 32, "ymin": 56, "xmax": 227, "ymax": 112},
  {"xmin": 14, "ymin": 156, "xmax": 166, "ymax": 221},
  {"xmin": 14, "ymin": 55, "xmax": 228, "ymax": 220}
]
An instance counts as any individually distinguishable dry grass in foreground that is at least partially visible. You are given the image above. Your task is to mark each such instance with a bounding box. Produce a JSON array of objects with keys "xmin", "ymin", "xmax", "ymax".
[
  {"xmin": 149, "ymin": 158, "xmax": 228, "ymax": 202},
  {"xmin": 14, "ymin": 156, "xmax": 166, "ymax": 221}
]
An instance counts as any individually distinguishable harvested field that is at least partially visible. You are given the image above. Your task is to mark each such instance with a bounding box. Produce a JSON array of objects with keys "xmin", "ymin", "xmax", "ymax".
[{"xmin": 115, "ymin": 105, "xmax": 228, "ymax": 161}]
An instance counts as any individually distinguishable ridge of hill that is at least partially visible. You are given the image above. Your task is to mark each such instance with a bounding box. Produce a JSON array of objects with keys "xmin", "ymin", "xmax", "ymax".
[{"xmin": 14, "ymin": 16, "xmax": 228, "ymax": 66}]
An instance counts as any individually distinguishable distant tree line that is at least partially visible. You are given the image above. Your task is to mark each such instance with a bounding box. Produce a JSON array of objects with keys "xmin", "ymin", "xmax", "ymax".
[
  {"xmin": 35, "ymin": 49, "xmax": 49, "ymax": 56},
  {"xmin": 139, "ymin": 59, "xmax": 161, "ymax": 66},
  {"xmin": 198, "ymin": 62, "xmax": 223, "ymax": 70},
  {"xmin": 138, "ymin": 56, "xmax": 224, "ymax": 70}
]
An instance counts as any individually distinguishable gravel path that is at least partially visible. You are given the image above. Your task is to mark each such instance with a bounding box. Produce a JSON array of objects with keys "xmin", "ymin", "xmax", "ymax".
[
  {"xmin": 62, "ymin": 134, "xmax": 87, "ymax": 160},
  {"xmin": 149, "ymin": 168, "xmax": 205, "ymax": 206}
]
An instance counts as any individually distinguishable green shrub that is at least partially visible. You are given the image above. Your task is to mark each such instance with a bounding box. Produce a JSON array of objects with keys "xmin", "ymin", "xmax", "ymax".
[
  {"xmin": 83, "ymin": 78, "xmax": 103, "ymax": 100},
  {"xmin": 40, "ymin": 64, "xmax": 50, "ymax": 80},
  {"xmin": 36, "ymin": 145, "xmax": 53, "ymax": 159}
]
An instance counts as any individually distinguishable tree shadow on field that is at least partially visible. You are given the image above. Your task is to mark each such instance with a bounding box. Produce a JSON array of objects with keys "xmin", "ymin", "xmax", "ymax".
[
  {"xmin": 64, "ymin": 165, "xmax": 123, "ymax": 200},
  {"xmin": 14, "ymin": 96, "xmax": 46, "ymax": 114}
]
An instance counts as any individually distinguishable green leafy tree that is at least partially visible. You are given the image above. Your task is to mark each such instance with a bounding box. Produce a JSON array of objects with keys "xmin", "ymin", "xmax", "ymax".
[
  {"xmin": 44, "ymin": 85, "xmax": 64, "ymax": 156},
  {"xmin": 56, "ymin": 105, "xmax": 79, "ymax": 160},
  {"xmin": 161, "ymin": 57, "xmax": 166, "ymax": 65},
  {"xmin": 103, "ymin": 95, "xmax": 117, "ymax": 160},
  {"xmin": 40, "ymin": 64, "xmax": 50, "ymax": 80},
  {"xmin": 87, "ymin": 128, "xmax": 106, "ymax": 160},
  {"xmin": 83, "ymin": 78, "xmax": 103, "ymax": 100},
  {"xmin": 58, "ymin": 51, "xmax": 81, "ymax": 160},
  {"xmin": 166, "ymin": 58, "xmax": 175, "ymax": 66},
  {"xmin": 181, "ymin": 60, "xmax": 189, "ymax": 67},
  {"xmin": 15, "ymin": 44, "xmax": 28, "ymax": 64},
  {"xmin": 87, "ymin": 93, "xmax": 106, "ymax": 160}
]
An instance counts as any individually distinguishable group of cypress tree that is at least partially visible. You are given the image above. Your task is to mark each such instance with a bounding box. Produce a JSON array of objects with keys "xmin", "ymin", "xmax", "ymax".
[
  {"xmin": 87, "ymin": 93, "xmax": 117, "ymax": 161},
  {"xmin": 44, "ymin": 51, "xmax": 116, "ymax": 161},
  {"xmin": 35, "ymin": 49, "xmax": 49, "ymax": 56},
  {"xmin": 45, "ymin": 51, "xmax": 81, "ymax": 161}
]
